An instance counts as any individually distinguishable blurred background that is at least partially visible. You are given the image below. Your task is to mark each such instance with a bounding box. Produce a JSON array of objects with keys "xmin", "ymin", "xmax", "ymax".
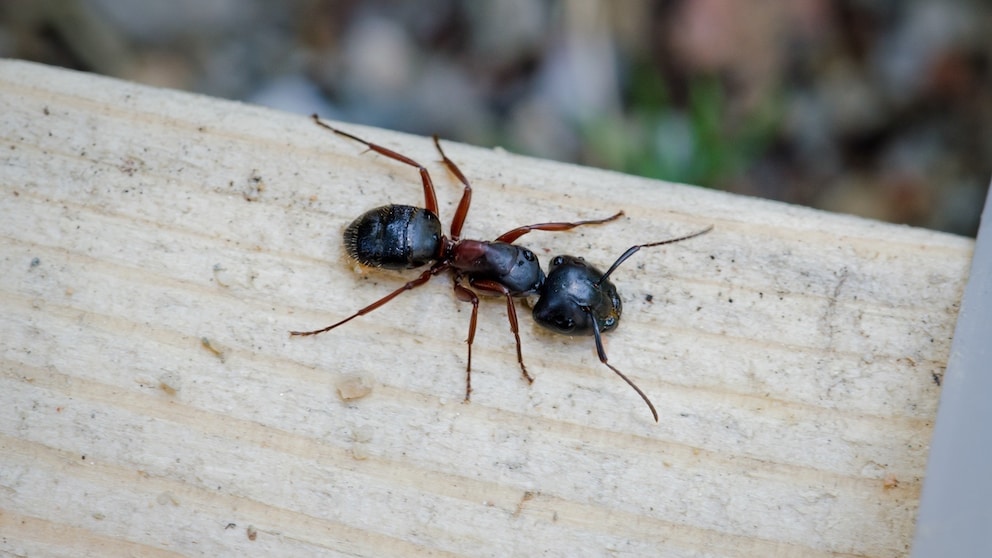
[{"xmin": 3, "ymin": 0, "xmax": 989, "ymax": 235}]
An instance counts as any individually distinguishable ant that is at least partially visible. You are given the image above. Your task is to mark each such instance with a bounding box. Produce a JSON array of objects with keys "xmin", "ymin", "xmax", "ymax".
[
  {"xmin": 292, "ymin": 114, "xmax": 622, "ymax": 401},
  {"xmin": 532, "ymin": 226, "xmax": 712, "ymax": 422}
]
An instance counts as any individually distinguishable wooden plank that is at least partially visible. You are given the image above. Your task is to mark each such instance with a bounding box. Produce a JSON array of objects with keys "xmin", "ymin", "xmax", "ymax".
[{"xmin": 0, "ymin": 59, "xmax": 973, "ymax": 557}]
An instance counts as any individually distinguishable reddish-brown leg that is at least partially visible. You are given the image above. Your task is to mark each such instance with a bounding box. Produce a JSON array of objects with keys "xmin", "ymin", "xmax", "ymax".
[
  {"xmin": 495, "ymin": 211, "xmax": 625, "ymax": 244},
  {"xmin": 469, "ymin": 278, "xmax": 535, "ymax": 386},
  {"xmin": 451, "ymin": 273, "xmax": 480, "ymax": 401},
  {"xmin": 432, "ymin": 136, "xmax": 473, "ymax": 240},
  {"xmin": 311, "ymin": 114, "xmax": 439, "ymax": 215},
  {"xmin": 290, "ymin": 263, "xmax": 449, "ymax": 337}
]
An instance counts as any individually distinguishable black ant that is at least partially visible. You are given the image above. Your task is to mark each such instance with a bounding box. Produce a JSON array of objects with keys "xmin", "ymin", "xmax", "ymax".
[
  {"xmin": 292, "ymin": 114, "xmax": 622, "ymax": 400},
  {"xmin": 532, "ymin": 226, "xmax": 712, "ymax": 422}
]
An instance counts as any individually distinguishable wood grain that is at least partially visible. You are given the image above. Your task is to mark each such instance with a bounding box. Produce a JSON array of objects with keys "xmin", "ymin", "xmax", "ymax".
[{"xmin": 0, "ymin": 59, "xmax": 973, "ymax": 557}]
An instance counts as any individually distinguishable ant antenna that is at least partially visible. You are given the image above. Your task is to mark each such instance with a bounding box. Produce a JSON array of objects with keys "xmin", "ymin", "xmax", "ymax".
[
  {"xmin": 596, "ymin": 225, "xmax": 713, "ymax": 286},
  {"xmin": 584, "ymin": 306, "xmax": 659, "ymax": 422}
]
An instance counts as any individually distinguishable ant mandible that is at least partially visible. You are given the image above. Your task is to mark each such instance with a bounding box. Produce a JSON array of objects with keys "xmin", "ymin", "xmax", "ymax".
[
  {"xmin": 291, "ymin": 114, "xmax": 622, "ymax": 401},
  {"xmin": 532, "ymin": 225, "xmax": 713, "ymax": 422}
]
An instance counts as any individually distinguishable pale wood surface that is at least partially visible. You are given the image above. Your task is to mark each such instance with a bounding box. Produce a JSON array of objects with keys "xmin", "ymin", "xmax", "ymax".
[{"xmin": 0, "ymin": 59, "xmax": 974, "ymax": 557}]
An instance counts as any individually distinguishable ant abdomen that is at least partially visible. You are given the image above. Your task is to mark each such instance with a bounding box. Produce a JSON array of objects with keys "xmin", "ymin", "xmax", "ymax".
[{"xmin": 344, "ymin": 204, "xmax": 443, "ymax": 269}]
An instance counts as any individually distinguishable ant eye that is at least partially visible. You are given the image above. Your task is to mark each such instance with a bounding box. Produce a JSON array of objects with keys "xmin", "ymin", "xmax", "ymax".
[
  {"xmin": 551, "ymin": 256, "xmax": 564, "ymax": 266},
  {"xmin": 603, "ymin": 317, "xmax": 616, "ymax": 328},
  {"xmin": 523, "ymin": 250, "xmax": 535, "ymax": 261},
  {"xmin": 552, "ymin": 315, "xmax": 575, "ymax": 332}
]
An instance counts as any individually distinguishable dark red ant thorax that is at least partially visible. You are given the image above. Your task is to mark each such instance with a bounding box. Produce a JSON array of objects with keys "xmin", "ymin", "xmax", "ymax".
[
  {"xmin": 451, "ymin": 240, "xmax": 545, "ymax": 296},
  {"xmin": 292, "ymin": 114, "xmax": 622, "ymax": 403}
]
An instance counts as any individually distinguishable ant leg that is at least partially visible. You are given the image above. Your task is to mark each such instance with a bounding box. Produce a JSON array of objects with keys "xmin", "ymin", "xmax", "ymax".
[
  {"xmin": 311, "ymin": 114, "xmax": 439, "ymax": 215},
  {"xmin": 469, "ymin": 278, "xmax": 535, "ymax": 386},
  {"xmin": 452, "ymin": 274, "xmax": 480, "ymax": 401},
  {"xmin": 585, "ymin": 307, "xmax": 659, "ymax": 422},
  {"xmin": 290, "ymin": 263, "xmax": 448, "ymax": 337},
  {"xmin": 433, "ymin": 136, "xmax": 472, "ymax": 241},
  {"xmin": 597, "ymin": 225, "xmax": 714, "ymax": 284},
  {"xmin": 495, "ymin": 211, "xmax": 625, "ymax": 244}
]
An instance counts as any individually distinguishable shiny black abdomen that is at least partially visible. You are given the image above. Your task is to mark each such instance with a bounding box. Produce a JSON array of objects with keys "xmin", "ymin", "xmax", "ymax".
[{"xmin": 344, "ymin": 205, "xmax": 442, "ymax": 269}]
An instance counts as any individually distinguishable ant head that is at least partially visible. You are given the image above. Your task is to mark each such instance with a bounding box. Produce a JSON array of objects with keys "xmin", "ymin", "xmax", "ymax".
[
  {"xmin": 533, "ymin": 224, "xmax": 713, "ymax": 339},
  {"xmin": 533, "ymin": 255, "xmax": 622, "ymax": 336}
]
